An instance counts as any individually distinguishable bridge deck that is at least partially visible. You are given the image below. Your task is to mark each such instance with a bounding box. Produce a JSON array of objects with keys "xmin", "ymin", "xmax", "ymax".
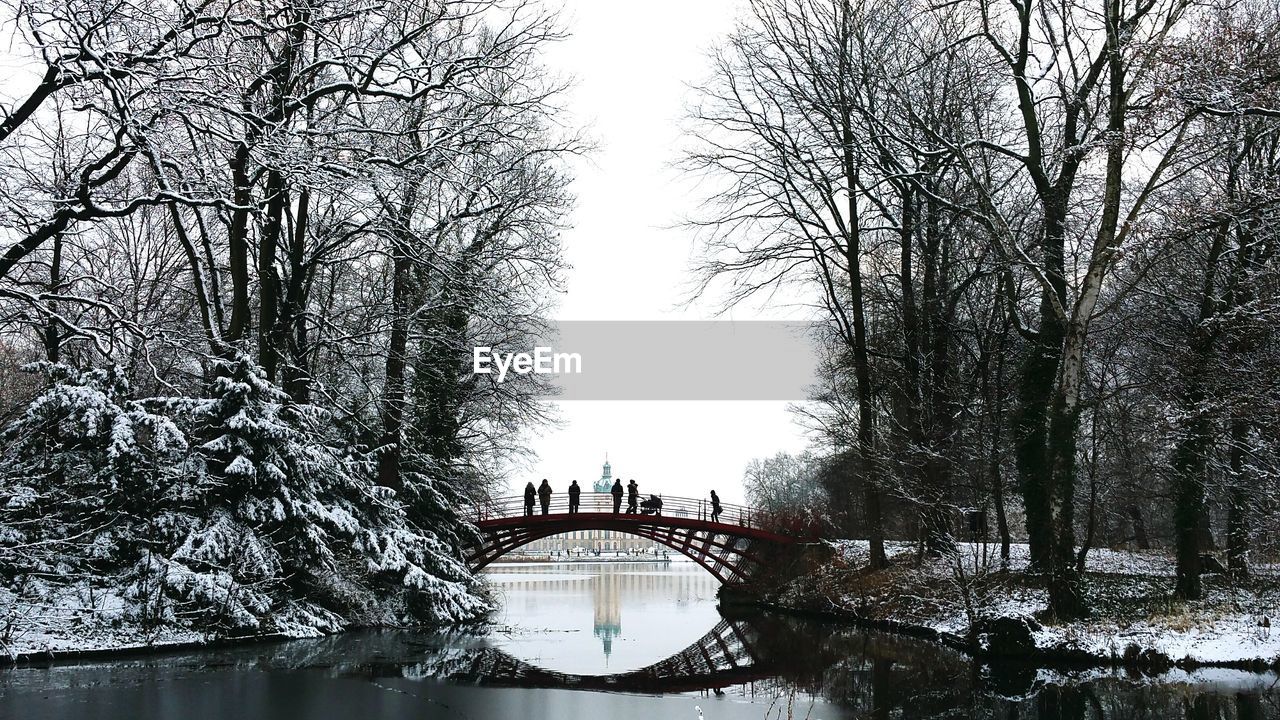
[
  {"xmin": 476, "ymin": 510, "xmax": 797, "ymax": 545},
  {"xmin": 476, "ymin": 493, "xmax": 792, "ymax": 535}
]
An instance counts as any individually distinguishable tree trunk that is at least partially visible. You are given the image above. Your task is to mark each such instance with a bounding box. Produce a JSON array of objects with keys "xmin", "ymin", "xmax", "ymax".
[
  {"xmin": 1197, "ymin": 508, "xmax": 1217, "ymax": 552},
  {"xmin": 282, "ymin": 187, "xmax": 312, "ymax": 402},
  {"xmin": 1076, "ymin": 400, "xmax": 1103, "ymax": 573},
  {"xmin": 983, "ymin": 282, "xmax": 1012, "ymax": 565},
  {"xmin": 378, "ymin": 236, "xmax": 412, "ymax": 490},
  {"xmin": 225, "ymin": 141, "xmax": 253, "ymax": 344},
  {"xmin": 1172, "ymin": 395, "xmax": 1210, "ymax": 600},
  {"xmin": 1173, "ymin": 214, "xmax": 1232, "ymax": 599},
  {"xmin": 840, "ymin": 105, "xmax": 885, "ymax": 569},
  {"xmin": 1044, "ymin": 393, "xmax": 1086, "ymax": 617},
  {"xmin": 1129, "ymin": 506, "xmax": 1150, "ymax": 550},
  {"xmin": 44, "ymin": 231, "xmax": 62, "ymax": 362},
  {"xmin": 256, "ymin": 12, "xmax": 304, "ymax": 379},
  {"xmin": 920, "ymin": 188, "xmax": 956, "ymax": 557},
  {"xmin": 257, "ymin": 168, "xmax": 286, "ymax": 380},
  {"xmin": 1226, "ymin": 418, "xmax": 1250, "ymax": 578},
  {"xmin": 1015, "ymin": 189, "xmax": 1068, "ymax": 574}
]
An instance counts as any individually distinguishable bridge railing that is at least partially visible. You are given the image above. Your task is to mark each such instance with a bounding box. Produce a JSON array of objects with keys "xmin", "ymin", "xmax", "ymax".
[{"xmin": 472, "ymin": 492, "xmax": 783, "ymax": 532}]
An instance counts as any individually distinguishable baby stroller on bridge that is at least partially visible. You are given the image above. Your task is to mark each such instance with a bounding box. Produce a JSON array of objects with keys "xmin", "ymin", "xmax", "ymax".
[{"xmin": 639, "ymin": 494, "xmax": 663, "ymax": 515}]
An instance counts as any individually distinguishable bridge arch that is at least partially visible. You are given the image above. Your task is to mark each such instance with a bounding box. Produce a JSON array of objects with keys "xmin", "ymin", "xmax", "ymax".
[{"xmin": 467, "ymin": 493, "xmax": 804, "ymax": 585}]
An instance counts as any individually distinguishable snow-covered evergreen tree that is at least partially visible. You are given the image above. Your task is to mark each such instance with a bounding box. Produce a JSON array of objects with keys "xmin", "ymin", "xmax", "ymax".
[
  {"xmin": 137, "ymin": 357, "xmax": 492, "ymax": 632},
  {"xmin": 0, "ymin": 363, "xmax": 187, "ymax": 578},
  {"xmin": 1, "ymin": 359, "xmax": 491, "ymax": 643}
]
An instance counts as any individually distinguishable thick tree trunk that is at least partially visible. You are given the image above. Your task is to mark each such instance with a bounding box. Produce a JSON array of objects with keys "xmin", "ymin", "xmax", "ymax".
[
  {"xmin": 282, "ymin": 187, "xmax": 312, "ymax": 402},
  {"xmin": 255, "ymin": 12, "xmax": 305, "ymax": 378},
  {"xmin": 1045, "ymin": 394, "xmax": 1086, "ymax": 617},
  {"xmin": 1016, "ymin": 190, "xmax": 1068, "ymax": 573},
  {"xmin": 257, "ymin": 168, "xmax": 286, "ymax": 380},
  {"xmin": 225, "ymin": 141, "xmax": 253, "ymax": 344},
  {"xmin": 378, "ymin": 238, "xmax": 413, "ymax": 490},
  {"xmin": 1172, "ymin": 391, "xmax": 1210, "ymax": 600},
  {"xmin": 1035, "ymin": 10, "xmax": 1132, "ymax": 617},
  {"xmin": 1173, "ymin": 214, "xmax": 1232, "ymax": 599},
  {"xmin": 1015, "ymin": 309, "xmax": 1061, "ymax": 572},
  {"xmin": 1226, "ymin": 418, "xmax": 1251, "ymax": 578},
  {"xmin": 1197, "ymin": 508, "xmax": 1217, "ymax": 552}
]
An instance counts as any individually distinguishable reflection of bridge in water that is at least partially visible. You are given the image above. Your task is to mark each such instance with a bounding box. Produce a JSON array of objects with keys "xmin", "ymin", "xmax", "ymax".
[{"xmin": 442, "ymin": 617, "xmax": 779, "ymax": 693}]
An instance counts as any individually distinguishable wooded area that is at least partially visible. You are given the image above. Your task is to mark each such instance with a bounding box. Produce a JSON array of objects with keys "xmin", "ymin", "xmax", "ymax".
[
  {"xmin": 1, "ymin": 0, "xmax": 1278, "ymax": 645},
  {"xmin": 694, "ymin": 0, "xmax": 1280, "ymax": 617},
  {"xmin": 0, "ymin": 0, "xmax": 578, "ymax": 638}
]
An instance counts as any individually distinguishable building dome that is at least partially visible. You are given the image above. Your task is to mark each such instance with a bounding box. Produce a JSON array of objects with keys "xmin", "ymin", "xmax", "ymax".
[{"xmin": 593, "ymin": 457, "xmax": 613, "ymax": 493}]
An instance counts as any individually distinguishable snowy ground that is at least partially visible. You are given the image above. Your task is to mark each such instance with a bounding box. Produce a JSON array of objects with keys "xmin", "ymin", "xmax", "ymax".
[{"xmin": 773, "ymin": 540, "xmax": 1280, "ymax": 667}]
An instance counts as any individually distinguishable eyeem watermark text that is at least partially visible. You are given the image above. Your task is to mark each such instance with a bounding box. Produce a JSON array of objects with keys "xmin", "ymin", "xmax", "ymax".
[{"xmin": 473, "ymin": 346, "xmax": 582, "ymax": 382}]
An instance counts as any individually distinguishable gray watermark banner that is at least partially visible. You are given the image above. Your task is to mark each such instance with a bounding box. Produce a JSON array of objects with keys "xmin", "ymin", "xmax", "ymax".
[{"xmin": 473, "ymin": 321, "xmax": 823, "ymax": 400}]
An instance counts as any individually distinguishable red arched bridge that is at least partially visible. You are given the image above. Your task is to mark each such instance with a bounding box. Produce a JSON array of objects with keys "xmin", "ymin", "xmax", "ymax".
[{"xmin": 467, "ymin": 493, "xmax": 813, "ymax": 584}]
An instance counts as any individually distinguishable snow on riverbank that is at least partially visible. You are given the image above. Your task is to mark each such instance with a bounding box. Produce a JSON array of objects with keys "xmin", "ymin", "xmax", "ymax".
[
  {"xmin": 0, "ymin": 582, "xmax": 338, "ymax": 662},
  {"xmin": 774, "ymin": 540, "xmax": 1280, "ymax": 667},
  {"xmin": 1, "ymin": 584, "xmax": 206, "ymax": 661}
]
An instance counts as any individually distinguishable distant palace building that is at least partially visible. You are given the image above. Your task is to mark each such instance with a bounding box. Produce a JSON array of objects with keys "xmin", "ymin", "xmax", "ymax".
[
  {"xmin": 593, "ymin": 457, "xmax": 614, "ymax": 492},
  {"xmin": 520, "ymin": 458, "xmax": 661, "ymax": 555}
]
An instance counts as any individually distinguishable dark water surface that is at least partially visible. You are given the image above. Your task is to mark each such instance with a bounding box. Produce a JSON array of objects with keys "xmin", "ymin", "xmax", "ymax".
[{"xmin": 3, "ymin": 561, "xmax": 1278, "ymax": 719}]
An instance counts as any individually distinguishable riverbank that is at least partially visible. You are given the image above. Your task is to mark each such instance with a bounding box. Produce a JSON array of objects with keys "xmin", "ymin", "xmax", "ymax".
[
  {"xmin": 0, "ymin": 583, "xmax": 469, "ymax": 665},
  {"xmin": 0, "ymin": 558, "xmax": 684, "ymax": 665},
  {"xmin": 760, "ymin": 540, "xmax": 1280, "ymax": 671}
]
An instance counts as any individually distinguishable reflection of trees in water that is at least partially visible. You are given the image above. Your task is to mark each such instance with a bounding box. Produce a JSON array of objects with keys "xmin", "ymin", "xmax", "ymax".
[
  {"xmin": 21, "ymin": 616, "xmax": 1275, "ymax": 719},
  {"xmin": 292, "ymin": 613, "xmax": 1279, "ymax": 720},
  {"xmin": 649, "ymin": 614, "xmax": 1280, "ymax": 720},
  {"xmin": 1013, "ymin": 683, "xmax": 1280, "ymax": 720},
  {"xmin": 771, "ymin": 620, "xmax": 1280, "ymax": 720}
]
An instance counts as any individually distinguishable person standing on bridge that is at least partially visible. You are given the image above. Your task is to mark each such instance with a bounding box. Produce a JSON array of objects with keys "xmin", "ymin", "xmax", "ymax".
[
  {"xmin": 568, "ymin": 480, "xmax": 581, "ymax": 513},
  {"xmin": 710, "ymin": 490, "xmax": 722, "ymax": 523},
  {"xmin": 538, "ymin": 479, "xmax": 552, "ymax": 515},
  {"xmin": 626, "ymin": 479, "xmax": 639, "ymax": 514},
  {"xmin": 523, "ymin": 482, "xmax": 536, "ymax": 516},
  {"xmin": 611, "ymin": 478, "xmax": 623, "ymax": 514}
]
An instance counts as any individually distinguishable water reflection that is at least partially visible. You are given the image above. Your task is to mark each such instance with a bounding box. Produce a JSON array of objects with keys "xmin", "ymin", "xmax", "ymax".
[
  {"xmin": 3, "ymin": 561, "xmax": 1279, "ymax": 720},
  {"xmin": 483, "ymin": 561, "xmax": 721, "ymax": 673},
  {"xmin": 434, "ymin": 615, "xmax": 777, "ymax": 693},
  {"xmin": 592, "ymin": 563, "xmax": 619, "ymax": 658}
]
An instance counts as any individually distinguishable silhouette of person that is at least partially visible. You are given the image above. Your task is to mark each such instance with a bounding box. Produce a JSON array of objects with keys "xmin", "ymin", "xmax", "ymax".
[
  {"xmin": 710, "ymin": 489, "xmax": 722, "ymax": 523},
  {"xmin": 626, "ymin": 479, "xmax": 639, "ymax": 514},
  {"xmin": 538, "ymin": 479, "xmax": 552, "ymax": 515},
  {"xmin": 611, "ymin": 478, "xmax": 624, "ymax": 513},
  {"xmin": 568, "ymin": 480, "xmax": 581, "ymax": 513},
  {"xmin": 523, "ymin": 481, "xmax": 536, "ymax": 517}
]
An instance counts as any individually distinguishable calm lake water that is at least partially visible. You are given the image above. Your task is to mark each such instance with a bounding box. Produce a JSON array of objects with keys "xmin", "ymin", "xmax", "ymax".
[{"xmin": 3, "ymin": 560, "xmax": 1279, "ymax": 719}]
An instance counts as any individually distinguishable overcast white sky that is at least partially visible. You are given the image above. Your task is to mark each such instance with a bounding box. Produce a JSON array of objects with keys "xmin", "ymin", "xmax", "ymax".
[{"xmin": 513, "ymin": 0, "xmax": 814, "ymax": 504}]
